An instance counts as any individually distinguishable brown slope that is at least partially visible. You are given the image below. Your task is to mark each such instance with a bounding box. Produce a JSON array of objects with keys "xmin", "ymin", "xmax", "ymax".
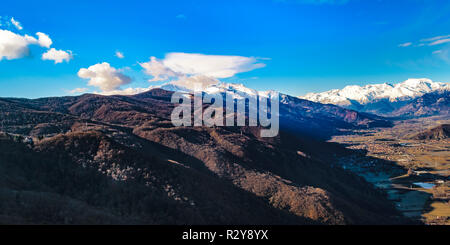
[
  {"xmin": 410, "ymin": 124, "xmax": 450, "ymax": 140},
  {"xmin": 134, "ymin": 125, "xmax": 404, "ymax": 224},
  {"xmin": 0, "ymin": 89, "xmax": 405, "ymax": 224},
  {"xmin": 2, "ymin": 88, "xmax": 391, "ymax": 139},
  {"xmin": 0, "ymin": 131, "xmax": 308, "ymax": 225}
]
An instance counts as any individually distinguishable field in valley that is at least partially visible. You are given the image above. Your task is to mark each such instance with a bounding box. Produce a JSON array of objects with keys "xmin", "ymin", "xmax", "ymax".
[{"xmin": 330, "ymin": 116, "xmax": 450, "ymax": 225}]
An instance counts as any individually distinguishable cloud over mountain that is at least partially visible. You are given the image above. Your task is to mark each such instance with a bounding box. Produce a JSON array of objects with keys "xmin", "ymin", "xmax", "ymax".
[
  {"xmin": 140, "ymin": 56, "xmax": 183, "ymax": 82},
  {"xmin": 140, "ymin": 52, "xmax": 266, "ymax": 82},
  {"xmin": 164, "ymin": 52, "xmax": 265, "ymax": 78},
  {"xmin": 162, "ymin": 75, "xmax": 219, "ymax": 91},
  {"xmin": 69, "ymin": 87, "xmax": 88, "ymax": 94}
]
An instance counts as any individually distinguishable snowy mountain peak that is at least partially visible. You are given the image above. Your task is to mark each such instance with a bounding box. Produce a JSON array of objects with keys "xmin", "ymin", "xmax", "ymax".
[
  {"xmin": 300, "ymin": 78, "xmax": 450, "ymax": 105},
  {"xmin": 402, "ymin": 78, "xmax": 432, "ymax": 85},
  {"xmin": 158, "ymin": 81, "xmax": 275, "ymax": 98}
]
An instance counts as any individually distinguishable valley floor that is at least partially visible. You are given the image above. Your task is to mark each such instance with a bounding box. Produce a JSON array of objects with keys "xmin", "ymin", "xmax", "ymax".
[{"xmin": 330, "ymin": 116, "xmax": 450, "ymax": 225}]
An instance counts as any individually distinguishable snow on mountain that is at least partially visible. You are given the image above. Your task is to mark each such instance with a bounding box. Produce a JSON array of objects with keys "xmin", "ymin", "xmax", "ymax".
[
  {"xmin": 300, "ymin": 78, "xmax": 450, "ymax": 106},
  {"xmin": 158, "ymin": 81, "xmax": 277, "ymax": 99},
  {"xmin": 158, "ymin": 83, "xmax": 193, "ymax": 93},
  {"xmin": 153, "ymin": 78, "xmax": 448, "ymax": 118},
  {"xmin": 145, "ymin": 80, "xmax": 391, "ymax": 133}
]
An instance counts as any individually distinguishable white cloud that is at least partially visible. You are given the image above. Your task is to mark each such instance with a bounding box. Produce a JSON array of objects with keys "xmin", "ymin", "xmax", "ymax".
[
  {"xmin": 140, "ymin": 52, "xmax": 266, "ymax": 82},
  {"xmin": 433, "ymin": 48, "xmax": 449, "ymax": 62},
  {"xmin": 0, "ymin": 19, "xmax": 72, "ymax": 64},
  {"xmin": 0, "ymin": 29, "xmax": 55, "ymax": 61},
  {"xmin": 163, "ymin": 53, "xmax": 266, "ymax": 78},
  {"xmin": 0, "ymin": 29, "xmax": 41, "ymax": 60},
  {"xmin": 167, "ymin": 75, "xmax": 219, "ymax": 90},
  {"xmin": 42, "ymin": 48, "xmax": 73, "ymax": 64},
  {"xmin": 95, "ymin": 87, "xmax": 150, "ymax": 96},
  {"xmin": 36, "ymin": 32, "xmax": 52, "ymax": 48},
  {"xmin": 115, "ymin": 50, "xmax": 124, "ymax": 59},
  {"xmin": 83, "ymin": 52, "xmax": 266, "ymax": 96},
  {"xmin": 398, "ymin": 34, "xmax": 450, "ymax": 54},
  {"xmin": 398, "ymin": 42, "xmax": 412, "ymax": 47},
  {"xmin": 429, "ymin": 38, "xmax": 450, "ymax": 46},
  {"xmin": 415, "ymin": 34, "xmax": 450, "ymax": 46},
  {"xmin": 69, "ymin": 88, "xmax": 88, "ymax": 94},
  {"xmin": 137, "ymin": 52, "xmax": 266, "ymax": 93},
  {"xmin": 93, "ymin": 75, "xmax": 219, "ymax": 96},
  {"xmin": 91, "ymin": 53, "xmax": 263, "ymax": 95},
  {"xmin": 140, "ymin": 56, "xmax": 183, "ymax": 81},
  {"xmin": 78, "ymin": 62, "xmax": 132, "ymax": 92},
  {"xmin": 420, "ymin": 35, "xmax": 450, "ymax": 42},
  {"xmin": 10, "ymin": 17, "xmax": 23, "ymax": 30}
]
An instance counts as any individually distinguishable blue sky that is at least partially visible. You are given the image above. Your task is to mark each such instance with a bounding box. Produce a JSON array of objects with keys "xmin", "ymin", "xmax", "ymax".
[{"xmin": 1, "ymin": 0, "xmax": 450, "ymax": 98}]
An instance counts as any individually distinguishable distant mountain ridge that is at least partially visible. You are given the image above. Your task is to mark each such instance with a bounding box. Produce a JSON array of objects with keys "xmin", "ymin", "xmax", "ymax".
[
  {"xmin": 123, "ymin": 82, "xmax": 391, "ymax": 138},
  {"xmin": 300, "ymin": 78, "xmax": 449, "ymax": 105},
  {"xmin": 158, "ymin": 81, "xmax": 276, "ymax": 98},
  {"xmin": 299, "ymin": 78, "xmax": 450, "ymax": 117},
  {"xmin": 410, "ymin": 124, "xmax": 450, "ymax": 140},
  {"xmin": 389, "ymin": 90, "xmax": 449, "ymax": 117}
]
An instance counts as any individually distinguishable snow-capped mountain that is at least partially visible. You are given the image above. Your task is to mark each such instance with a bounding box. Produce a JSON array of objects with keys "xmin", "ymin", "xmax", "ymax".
[
  {"xmin": 155, "ymin": 78, "xmax": 448, "ymax": 118},
  {"xmin": 138, "ymin": 81, "xmax": 391, "ymax": 138},
  {"xmin": 158, "ymin": 81, "xmax": 277, "ymax": 99},
  {"xmin": 300, "ymin": 78, "xmax": 449, "ymax": 106},
  {"xmin": 299, "ymin": 78, "xmax": 450, "ymax": 117}
]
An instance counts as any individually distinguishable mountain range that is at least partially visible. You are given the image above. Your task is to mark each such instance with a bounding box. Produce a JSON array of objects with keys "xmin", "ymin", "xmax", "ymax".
[
  {"xmin": 3, "ymin": 77, "xmax": 444, "ymax": 224},
  {"xmin": 300, "ymin": 78, "xmax": 450, "ymax": 117},
  {"xmin": 0, "ymin": 87, "xmax": 407, "ymax": 224}
]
